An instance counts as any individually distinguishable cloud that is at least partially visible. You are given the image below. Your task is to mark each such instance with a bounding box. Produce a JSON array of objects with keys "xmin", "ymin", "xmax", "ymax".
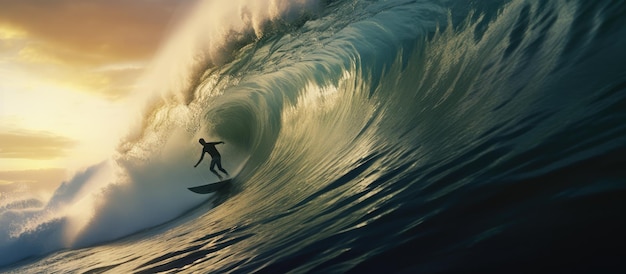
[
  {"xmin": 0, "ymin": 0, "xmax": 197, "ymax": 98},
  {"xmin": 0, "ymin": 24, "xmax": 26, "ymax": 40},
  {"xmin": 0, "ymin": 24, "xmax": 27, "ymax": 58},
  {"xmin": 0, "ymin": 130, "xmax": 77, "ymax": 159},
  {"xmin": 11, "ymin": 55, "xmax": 146, "ymax": 99},
  {"xmin": 0, "ymin": 0, "xmax": 196, "ymax": 64}
]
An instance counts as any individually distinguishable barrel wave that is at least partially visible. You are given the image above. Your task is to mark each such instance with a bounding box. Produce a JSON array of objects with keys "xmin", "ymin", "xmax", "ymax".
[{"xmin": 2, "ymin": 0, "xmax": 625, "ymax": 272}]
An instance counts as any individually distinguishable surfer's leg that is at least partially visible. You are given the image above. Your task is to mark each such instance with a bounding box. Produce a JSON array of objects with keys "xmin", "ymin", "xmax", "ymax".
[
  {"xmin": 210, "ymin": 159, "xmax": 223, "ymax": 180},
  {"xmin": 216, "ymin": 159, "xmax": 229, "ymax": 175}
]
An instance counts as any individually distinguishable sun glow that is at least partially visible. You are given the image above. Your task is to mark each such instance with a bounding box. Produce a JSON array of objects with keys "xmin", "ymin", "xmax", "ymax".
[
  {"xmin": 0, "ymin": 0, "xmax": 199, "ymax": 198},
  {"xmin": 0, "ymin": 74, "xmax": 131, "ymax": 171},
  {"xmin": 1, "ymin": 43, "xmax": 135, "ymax": 174},
  {"xmin": 0, "ymin": 24, "xmax": 26, "ymax": 40}
]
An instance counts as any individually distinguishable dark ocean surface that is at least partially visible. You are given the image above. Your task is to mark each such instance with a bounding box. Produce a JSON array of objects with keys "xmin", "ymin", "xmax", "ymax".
[{"xmin": 1, "ymin": 0, "xmax": 625, "ymax": 272}]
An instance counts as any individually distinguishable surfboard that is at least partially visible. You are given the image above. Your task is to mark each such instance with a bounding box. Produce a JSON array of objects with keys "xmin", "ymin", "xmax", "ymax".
[{"xmin": 188, "ymin": 179, "xmax": 232, "ymax": 194}]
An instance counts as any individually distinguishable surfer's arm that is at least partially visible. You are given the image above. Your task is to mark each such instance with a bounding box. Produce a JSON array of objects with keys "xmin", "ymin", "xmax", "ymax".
[
  {"xmin": 206, "ymin": 141, "xmax": 225, "ymax": 145},
  {"xmin": 194, "ymin": 152, "xmax": 205, "ymax": 167}
]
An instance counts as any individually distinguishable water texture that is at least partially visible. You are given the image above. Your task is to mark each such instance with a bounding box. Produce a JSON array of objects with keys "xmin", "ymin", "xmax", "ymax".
[{"xmin": 1, "ymin": 0, "xmax": 625, "ymax": 272}]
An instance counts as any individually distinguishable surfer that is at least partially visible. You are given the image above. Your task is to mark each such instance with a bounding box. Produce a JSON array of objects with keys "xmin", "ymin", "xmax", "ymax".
[{"xmin": 194, "ymin": 138, "xmax": 229, "ymax": 180}]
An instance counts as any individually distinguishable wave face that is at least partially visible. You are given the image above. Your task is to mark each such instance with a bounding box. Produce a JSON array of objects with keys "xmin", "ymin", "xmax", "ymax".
[{"xmin": 2, "ymin": 0, "xmax": 626, "ymax": 272}]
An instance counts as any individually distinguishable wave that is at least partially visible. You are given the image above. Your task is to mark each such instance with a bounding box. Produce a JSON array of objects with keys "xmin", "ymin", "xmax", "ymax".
[
  {"xmin": 2, "ymin": 0, "xmax": 626, "ymax": 270},
  {"xmin": 0, "ymin": 0, "xmax": 324, "ymax": 266}
]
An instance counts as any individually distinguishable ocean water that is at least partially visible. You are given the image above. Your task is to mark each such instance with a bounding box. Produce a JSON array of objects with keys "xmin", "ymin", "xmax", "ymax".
[{"xmin": 2, "ymin": 0, "xmax": 625, "ymax": 272}]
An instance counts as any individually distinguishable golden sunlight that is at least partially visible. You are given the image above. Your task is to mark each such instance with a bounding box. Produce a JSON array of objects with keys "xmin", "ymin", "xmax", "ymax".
[{"xmin": 0, "ymin": 0, "xmax": 197, "ymax": 191}]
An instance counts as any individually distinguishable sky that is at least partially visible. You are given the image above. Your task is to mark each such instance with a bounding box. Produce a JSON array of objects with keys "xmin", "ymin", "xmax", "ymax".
[{"xmin": 0, "ymin": 0, "xmax": 197, "ymax": 190}]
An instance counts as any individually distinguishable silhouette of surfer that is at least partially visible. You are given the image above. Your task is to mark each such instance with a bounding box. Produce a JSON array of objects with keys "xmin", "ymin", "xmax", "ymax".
[{"xmin": 194, "ymin": 138, "xmax": 229, "ymax": 180}]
